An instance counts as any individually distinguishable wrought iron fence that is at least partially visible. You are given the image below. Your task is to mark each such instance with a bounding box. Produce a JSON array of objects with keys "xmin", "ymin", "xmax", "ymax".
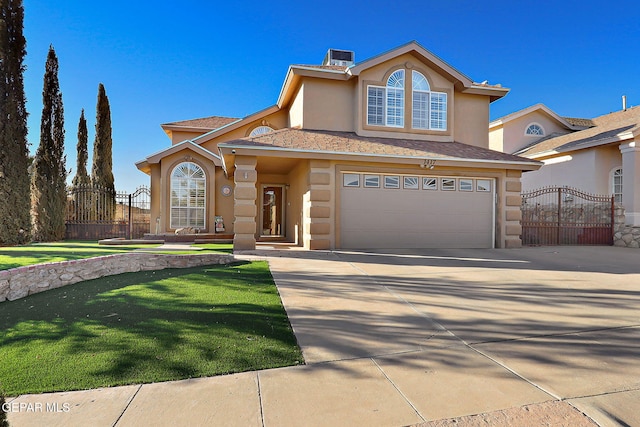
[
  {"xmin": 65, "ymin": 184, "xmax": 150, "ymax": 240},
  {"xmin": 521, "ymin": 186, "xmax": 614, "ymax": 246}
]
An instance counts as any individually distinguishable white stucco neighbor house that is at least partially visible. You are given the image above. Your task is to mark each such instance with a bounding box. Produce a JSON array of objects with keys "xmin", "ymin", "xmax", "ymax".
[{"xmin": 489, "ymin": 103, "xmax": 640, "ymax": 226}]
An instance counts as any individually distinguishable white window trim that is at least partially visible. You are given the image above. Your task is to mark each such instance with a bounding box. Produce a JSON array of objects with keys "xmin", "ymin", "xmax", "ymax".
[
  {"xmin": 524, "ymin": 122, "xmax": 545, "ymax": 136},
  {"xmin": 343, "ymin": 173, "xmax": 360, "ymax": 187},
  {"xmin": 364, "ymin": 174, "xmax": 380, "ymax": 188},
  {"xmin": 384, "ymin": 175, "xmax": 400, "ymax": 189},
  {"xmin": 611, "ymin": 167, "xmax": 623, "ymax": 203},
  {"xmin": 367, "ymin": 69, "xmax": 405, "ymax": 129},
  {"xmin": 170, "ymin": 162, "xmax": 206, "ymax": 229},
  {"xmin": 249, "ymin": 125, "xmax": 274, "ymax": 137},
  {"xmin": 423, "ymin": 177, "xmax": 438, "ymax": 190},
  {"xmin": 459, "ymin": 179, "xmax": 474, "ymax": 192}
]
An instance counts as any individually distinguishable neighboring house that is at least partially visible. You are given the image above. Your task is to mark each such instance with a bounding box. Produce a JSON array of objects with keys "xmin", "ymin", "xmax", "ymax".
[
  {"xmin": 136, "ymin": 41, "xmax": 541, "ymax": 250},
  {"xmin": 490, "ymin": 103, "xmax": 640, "ymax": 226}
]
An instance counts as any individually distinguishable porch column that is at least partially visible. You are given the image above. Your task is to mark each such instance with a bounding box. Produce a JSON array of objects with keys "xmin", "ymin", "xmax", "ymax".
[
  {"xmin": 304, "ymin": 160, "xmax": 333, "ymax": 250},
  {"xmin": 620, "ymin": 141, "xmax": 640, "ymax": 226},
  {"xmin": 504, "ymin": 170, "xmax": 523, "ymax": 248},
  {"xmin": 233, "ymin": 156, "xmax": 258, "ymax": 250}
]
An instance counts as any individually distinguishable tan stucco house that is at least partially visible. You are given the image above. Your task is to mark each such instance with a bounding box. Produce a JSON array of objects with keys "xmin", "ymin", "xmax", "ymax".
[
  {"xmin": 490, "ymin": 103, "xmax": 640, "ymax": 226},
  {"xmin": 136, "ymin": 41, "xmax": 541, "ymax": 250}
]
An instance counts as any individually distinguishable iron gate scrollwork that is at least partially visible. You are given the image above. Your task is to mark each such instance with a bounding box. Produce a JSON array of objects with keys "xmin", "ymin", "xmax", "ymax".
[
  {"xmin": 521, "ymin": 186, "xmax": 614, "ymax": 246},
  {"xmin": 65, "ymin": 185, "xmax": 151, "ymax": 240}
]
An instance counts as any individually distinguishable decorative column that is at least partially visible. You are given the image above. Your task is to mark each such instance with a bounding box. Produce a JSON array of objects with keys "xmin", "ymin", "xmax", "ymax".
[
  {"xmin": 620, "ymin": 141, "xmax": 640, "ymax": 226},
  {"xmin": 233, "ymin": 156, "xmax": 258, "ymax": 250},
  {"xmin": 504, "ymin": 170, "xmax": 523, "ymax": 248},
  {"xmin": 303, "ymin": 160, "xmax": 333, "ymax": 250}
]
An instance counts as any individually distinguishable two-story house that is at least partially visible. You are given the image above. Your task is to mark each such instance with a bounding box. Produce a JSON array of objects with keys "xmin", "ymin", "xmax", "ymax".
[{"xmin": 136, "ymin": 41, "xmax": 541, "ymax": 250}]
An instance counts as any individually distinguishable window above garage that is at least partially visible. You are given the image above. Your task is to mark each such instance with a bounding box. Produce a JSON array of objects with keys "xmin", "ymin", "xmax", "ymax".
[{"xmin": 366, "ymin": 69, "xmax": 448, "ymax": 132}]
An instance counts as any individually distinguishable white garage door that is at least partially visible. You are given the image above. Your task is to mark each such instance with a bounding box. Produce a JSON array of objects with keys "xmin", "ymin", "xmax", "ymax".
[{"xmin": 340, "ymin": 173, "xmax": 495, "ymax": 249}]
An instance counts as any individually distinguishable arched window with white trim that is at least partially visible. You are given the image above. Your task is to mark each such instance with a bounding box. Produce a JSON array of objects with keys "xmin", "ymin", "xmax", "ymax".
[
  {"xmin": 367, "ymin": 69, "xmax": 405, "ymax": 127},
  {"xmin": 170, "ymin": 162, "xmax": 206, "ymax": 229},
  {"xmin": 249, "ymin": 125, "xmax": 274, "ymax": 137},
  {"xmin": 525, "ymin": 123, "xmax": 545, "ymax": 136},
  {"xmin": 612, "ymin": 167, "xmax": 623, "ymax": 203},
  {"xmin": 412, "ymin": 70, "xmax": 447, "ymax": 130}
]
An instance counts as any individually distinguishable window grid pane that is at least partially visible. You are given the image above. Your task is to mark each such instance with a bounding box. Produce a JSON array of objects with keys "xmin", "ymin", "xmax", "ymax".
[
  {"xmin": 412, "ymin": 91, "xmax": 429, "ymax": 129},
  {"xmin": 170, "ymin": 162, "xmax": 206, "ymax": 229},
  {"xmin": 430, "ymin": 92, "xmax": 447, "ymax": 130},
  {"xmin": 386, "ymin": 88, "xmax": 404, "ymax": 127},
  {"xmin": 367, "ymin": 86, "xmax": 385, "ymax": 125}
]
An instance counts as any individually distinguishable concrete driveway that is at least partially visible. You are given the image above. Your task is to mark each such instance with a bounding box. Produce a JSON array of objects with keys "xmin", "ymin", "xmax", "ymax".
[
  {"xmin": 265, "ymin": 246, "xmax": 640, "ymax": 426},
  {"xmin": 6, "ymin": 246, "xmax": 639, "ymax": 426}
]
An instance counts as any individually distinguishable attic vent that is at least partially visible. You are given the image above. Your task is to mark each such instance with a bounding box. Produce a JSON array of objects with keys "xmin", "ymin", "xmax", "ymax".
[{"xmin": 323, "ymin": 49, "xmax": 355, "ymax": 67}]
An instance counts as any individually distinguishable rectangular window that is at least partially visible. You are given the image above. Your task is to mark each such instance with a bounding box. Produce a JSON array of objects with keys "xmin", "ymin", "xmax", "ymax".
[
  {"xmin": 403, "ymin": 176, "xmax": 419, "ymax": 189},
  {"xmin": 476, "ymin": 179, "xmax": 491, "ymax": 192},
  {"xmin": 430, "ymin": 92, "xmax": 447, "ymax": 130},
  {"xmin": 343, "ymin": 173, "xmax": 360, "ymax": 187},
  {"xmin": 412, "ymin": 91, "xmax": 429, "ymax": 129},
  {"xmin": 384, "ymin": 175, "xmax": 400, "ymax": 189},
  {"xmin": 367, "ymin": 86, "xmax": 384, "ymax": 126},
  {"xmin": 364, "ymin": 174, "xmax": 380, "ymax": 188},
  {"xmin": 422, "ymin": 177, "xmax": 437, "ymax": 190},
  {"xmin": 442, "ymin": 178, "xmax": 456, "ymax": 191},
  {"xmin": 459, "ymin": 179, "xmax": 473, "ymax": 192},
  {"xmin": 386, "ymin": 88, "xmax": 404, "ymax": 127}
]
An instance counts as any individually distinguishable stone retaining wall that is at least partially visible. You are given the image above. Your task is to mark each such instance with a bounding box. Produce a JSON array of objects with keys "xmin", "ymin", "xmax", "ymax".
[
  {"xmin": 612, "ymin": 205, "xmax": 640, "ymax": 248},
  {"xmin": 0, "ymin": 252, "xmax": 235, "ymax": 303}
]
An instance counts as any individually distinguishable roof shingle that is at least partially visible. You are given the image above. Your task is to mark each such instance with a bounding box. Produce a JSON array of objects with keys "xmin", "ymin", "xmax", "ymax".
[
  {"xmin": 163, "ymin": 116, "xmax": 239, "ymax": 130},
  {"xmin": 221, "ymin": 128, "xmax": 538, "ymax": 164}
]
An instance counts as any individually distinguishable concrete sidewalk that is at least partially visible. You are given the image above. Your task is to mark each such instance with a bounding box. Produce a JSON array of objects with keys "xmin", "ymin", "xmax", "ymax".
[{"xmin": 6, "ymin": 246, "xmax": 640, "ymax": 426}]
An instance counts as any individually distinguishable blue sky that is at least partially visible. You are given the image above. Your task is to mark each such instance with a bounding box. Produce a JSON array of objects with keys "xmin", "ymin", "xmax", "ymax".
[{"xmin": 22, "ymin": 0, "xmax": 640, "ymax": 193}]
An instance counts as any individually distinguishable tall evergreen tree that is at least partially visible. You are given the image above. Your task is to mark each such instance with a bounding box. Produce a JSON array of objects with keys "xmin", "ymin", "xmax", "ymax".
[
  {"xmin": 31, "ymin": 46, "xmax": 66, "ymax": 241},
  {"xmin": 0, "ymin": 0, "xmax": 31, "ymax": 245},
  {"xmin": 91, "ymin": 83, "xmax": 115, "ymax": 220},
  {"xmin": 72, "ymin": 109, "xmax": 90, "ymax": 186}
]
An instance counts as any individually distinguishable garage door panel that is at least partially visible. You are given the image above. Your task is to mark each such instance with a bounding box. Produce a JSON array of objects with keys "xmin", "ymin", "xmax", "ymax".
[{"xmin": 340, "ymin": 176, "xmax": 494, "ymax": 249}]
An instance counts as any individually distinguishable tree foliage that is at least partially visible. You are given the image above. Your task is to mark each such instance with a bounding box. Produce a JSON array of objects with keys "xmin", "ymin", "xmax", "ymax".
[
  {"xmin": 91, "ymin": 83, "xmax": 115, "ymax": 220},
  {"xmin": 31, "ymin": 46, "xmax": 67, "ymax": 242},
  {"xmin": 72, "ymin": 108, "xmax": 90, "ymax": 186},
  {"xmin": 0, "ymin": 0, "xmax": 31, "ymax": 245}
]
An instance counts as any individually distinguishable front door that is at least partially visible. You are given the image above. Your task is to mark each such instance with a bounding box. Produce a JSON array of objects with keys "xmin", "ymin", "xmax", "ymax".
[{"xmin": 261, "ymin": 185, "xmax": 284, "ymax": 236}]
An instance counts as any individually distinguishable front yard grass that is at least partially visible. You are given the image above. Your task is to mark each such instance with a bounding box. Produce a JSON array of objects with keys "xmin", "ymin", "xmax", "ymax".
[
  {"xmin": 0, "ymin": 241, "xmax": 233, "ymax": 270},
  {"xmin": 0, "ymin": 241, "xmax": 160, "ymax": 271},
  {"xmin": 0, "ymin": 261, "xmax": 303, "ymax": 396}
]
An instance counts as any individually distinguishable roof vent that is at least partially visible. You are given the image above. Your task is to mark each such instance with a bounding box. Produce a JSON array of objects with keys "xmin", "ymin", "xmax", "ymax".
[{"xmin": 323, "ymin": 49, "xmax": 355, "ymax": 67}]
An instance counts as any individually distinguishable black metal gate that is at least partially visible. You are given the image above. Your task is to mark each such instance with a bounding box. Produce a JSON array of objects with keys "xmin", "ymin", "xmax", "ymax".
[
  {"xmin": 521, "ymin": 186, "xmax": 614, "ymax": 246},
  {"xmin": 65, "ymin": 185, "xmax": 151, "ymax": 240}
]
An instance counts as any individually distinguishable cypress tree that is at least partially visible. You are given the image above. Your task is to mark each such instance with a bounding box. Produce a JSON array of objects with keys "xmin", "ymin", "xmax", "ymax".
[
  {"xmin": 0, "ymin": 0, "xmax": 31, "ymax": 245},
  {"xmin": 91, "ymin": 83, "xmax": 115, "ymax": 220},
  {"xmin": 72, "ymin": 109, "xmax": 90, "ymax": 186},
  {"xmin": 31, "ymin": 46, "xmax": 67, "ymax": 241}
]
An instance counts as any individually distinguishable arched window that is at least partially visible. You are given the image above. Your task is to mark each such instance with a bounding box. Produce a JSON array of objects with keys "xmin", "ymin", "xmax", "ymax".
[
  {"xmin": 412, "ymin": 70, "xmax": 447, "ymax": 130},
  {"xmin": 612, "ymin": 168, "xmax": 623, "ymax": 203},
  {"xmin": 367, "ymin": 68, "xmax": 447, "ymax": 131},
  {"xmin": 525, "ymin": 123, "xmax": 545, "ymax": 136},
  {"xmin": 170, "ymin": 162, "xmax": 206, "ymax": 229},
  {"xmin": 367, "ymin": 69, "xmax": 405, "ymax": 127},
  {"xmin": 249, "ymin": 125, "xmax": 274, "ymax": 137}
]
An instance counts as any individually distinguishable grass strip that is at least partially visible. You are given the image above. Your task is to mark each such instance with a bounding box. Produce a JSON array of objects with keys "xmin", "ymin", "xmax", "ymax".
[{"xmin": 0, "ymin": 261, "xmax": 302, "ymax": 396}]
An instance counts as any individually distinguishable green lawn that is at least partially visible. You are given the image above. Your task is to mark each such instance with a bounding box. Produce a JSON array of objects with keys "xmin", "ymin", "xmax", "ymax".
[
  {"xmin": 0, "ymin": 241, "xmax": 233, "ymax": 270},
  {"xmin": 0, "ymin": 261, "xmax": 303, "ymax": 396}
]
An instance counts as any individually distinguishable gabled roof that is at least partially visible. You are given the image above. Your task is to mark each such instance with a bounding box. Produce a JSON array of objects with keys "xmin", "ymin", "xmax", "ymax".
[
  {"xmin": 135, "ymin": 139, "xmax": 222, "ymax": 174},
  {"xmin": 218, "ymin": 128, "xmax": 541, "ymax": 171},
  {"xmin": 489, "ymin": 103, "xmax": 589, "ymax": 131},
  {"xmin": 276, "ymin": 41, "xmax": 509, "ymax": 107},
  {"xmin": 161, "ymin": 116, "xmax": 239, "ymax": 132},
  {"xmin": 516, "ymin": 106, "xmax": 640, "ymax": 158}
]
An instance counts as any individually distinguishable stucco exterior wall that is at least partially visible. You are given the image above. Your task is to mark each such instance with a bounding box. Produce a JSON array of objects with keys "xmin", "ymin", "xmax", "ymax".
[
  {"xmin": 522, "ymin": 146, "xmax": 621, "ymax": 195},
  {"xmin": 286, "ymin": 161, "xmax": 310, "ymax": 245},
  {"xmin": 297, "ymin": 79, "xmax": 355, "ymax": 131},
  {"xmin": 214, "ymin": 169, "xmax": 235, "ymax": 234},
  {"xmin": 453, "ymin": 92, "xmax": 489, "ymax": 148},
  {"xmin": 489, "ymin": 125, "xmax": 504, "ymax": 152},
  {"xmin": 289, "ymin": 84, "xmax": 304, "ymax": 129},
  {"xmin": 499, "ymin": 111, "xmax": 572, "ymax": 154}
]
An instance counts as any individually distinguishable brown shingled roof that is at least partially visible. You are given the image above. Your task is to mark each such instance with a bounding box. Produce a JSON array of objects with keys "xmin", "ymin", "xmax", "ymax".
[
  {"xmin": 221, "ymin": 128, "xmax": 538, "ymax": 164},
  {"xmin": 518, "ymin": 106, "xmax": 640, "ymax": 157},
  {"xmin": 562, "ymin": 117, "xmax": 595, "ymax": 128},
  {"xmin": 163, "ymin": 116, "xmax": 239, "ymax": 130}
]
